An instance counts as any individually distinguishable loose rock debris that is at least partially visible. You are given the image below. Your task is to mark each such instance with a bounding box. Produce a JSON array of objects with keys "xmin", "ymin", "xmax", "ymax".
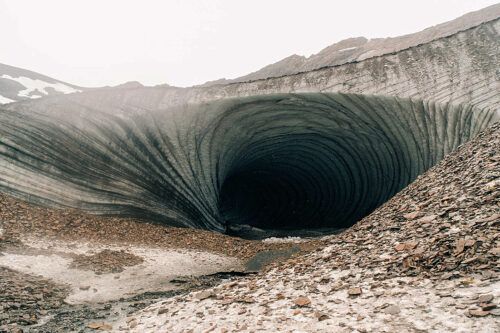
[{"xmin": 69, "ymin": 249, "xmax": 144, "ymax": 274}]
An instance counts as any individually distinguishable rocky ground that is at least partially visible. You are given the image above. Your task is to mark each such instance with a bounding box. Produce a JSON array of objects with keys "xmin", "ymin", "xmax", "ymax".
[
  {"xmin": 69, "ymin": 250, "xmax": 145, "ymax": 275},
  {"xmin": 0, "ymin": 187, "xmax": 322, "ymax": 332},
  {"xmin": 113, "ymin": 123, "xmax": 499, "ymax": 332},
  {"xmin": 0, "ymin": 267, "xmax": 69, "ymax": 329},
  {"xmin": 0, "ymin": 193, "xmax": 322, "ymax": 261},
  {"xmin": 0, "ymin": 122, "xmax": 498, "ymax": 332}
]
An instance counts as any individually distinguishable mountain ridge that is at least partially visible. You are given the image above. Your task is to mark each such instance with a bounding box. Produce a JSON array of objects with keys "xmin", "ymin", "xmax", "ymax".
[
  {"xmin": 0, "ymin": 64, "xmax": 150, "ymax": 104},
  {"xmin": 200, "ymin": 3, "xmax": 500, "ymax": 86},
  {"xmin": 0, "ymin": 63, "xmax": 85, "ymax": 104}
]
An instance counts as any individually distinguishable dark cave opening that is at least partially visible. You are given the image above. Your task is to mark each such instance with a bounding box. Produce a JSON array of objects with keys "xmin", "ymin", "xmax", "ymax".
[
  {"xmin": 204, "ymin": 94, "xmax": 496, "ymax": 237},
  {"xmin": 217, "ymin": 132, "xmax": 394, "ymax": 236}
]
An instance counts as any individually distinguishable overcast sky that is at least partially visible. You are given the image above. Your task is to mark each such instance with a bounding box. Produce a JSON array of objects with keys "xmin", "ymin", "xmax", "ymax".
[{"xmin": 0, "ymin": 0, "xmax": 497, "ymax": 88}]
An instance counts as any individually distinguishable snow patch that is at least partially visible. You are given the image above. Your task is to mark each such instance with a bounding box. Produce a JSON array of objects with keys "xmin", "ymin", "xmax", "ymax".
[
  {"xmin": 0, "ymin": 237, "xmax": 242, "ymax": 304},
  {"xmin": 0, "ymin": 95, "xmax": 15, "ymax": 104},
  {"xmin": 1, "ymin": 74, "xmax": 81, "ymax": 98},
  {"xmin": 337, "ymin": 47, "xmax": 357, "ymax": 52},
  {"xmin": 262, "ymin": 236, "xmax": 305, "ymax": 243}
]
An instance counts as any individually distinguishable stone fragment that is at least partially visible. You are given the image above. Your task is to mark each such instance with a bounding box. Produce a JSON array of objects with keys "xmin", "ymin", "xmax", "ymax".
[
  {"xmin": 314, "ymin": 311, "xmax": 329, "ymax": 321},
  {"xmin": 293, "ymin": 296, "xmax": 311, "ymax": 307},
  {"xmin": 87, "ymin": 322, "xmax": 112, "ymax": 330},
  {"xmin": 478, "ymin": 294, "xmax": 494, "ymax": 303},
  {"xmin": 405, "ymin": 241, "xmax": 418, "ymax": 250},
  {"xmin": 384, "ymin": 305, "xmax": 401, "ymax": 315},
  {"xmin": 394, "ymin": 243, "xmax": 406, "ymax": 252},
  {"xmin": 195, "ymin": 290, "xmax": 214, "ymax": 300},
  {"xmin": 455, "ymin": 239, "xmax": 466, "ymax": 254},
  {"xmin": 488, "ymin": 247, "xmax": 500, "ymax": 255},
  {"xmin": 403, "ymin": 211, "xmax": 420, "ymax": 220},
  {"xmin": 88, "ymin": 322, "xmax": 102, "ymax": 329},
  {"xmin": 157, "ymin": 308, "xmax": 168, "ymax": 315},
  {"xmin": 468, "ymin": 309, "xmax": 490, "ymax": 317},
  {"xmin": 464, "ymin": 239, "xmax": 475, "ymax": 247},
  {"xmin": 348, "ymin": 287, "xmax": 362, "ymax": 296},
  {"xmin": 480, "ymin": 303, "xmax": 497, "ymax": 311},
  {"xmin": 417, "ymin": 215, "xmax": 437, "ymax": 223}
]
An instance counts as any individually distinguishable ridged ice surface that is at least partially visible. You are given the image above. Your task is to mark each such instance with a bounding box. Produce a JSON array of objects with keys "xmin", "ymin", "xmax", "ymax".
[{"xmin": 0, "ymin": 93, "xmax": 497, "ymax": 232}]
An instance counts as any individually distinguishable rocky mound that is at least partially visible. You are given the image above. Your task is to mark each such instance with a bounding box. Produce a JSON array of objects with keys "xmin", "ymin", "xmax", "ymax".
[
  {"xmin": 69, "ymin": 250, "xmax": 144, "ymax": 275},
  {"xmin": 116, "ymin": 122, "xmax": 499, "ymax": 332}
]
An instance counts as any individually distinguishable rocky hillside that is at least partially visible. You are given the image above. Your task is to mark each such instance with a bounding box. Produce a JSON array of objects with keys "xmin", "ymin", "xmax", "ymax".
[
  {"xmin": 0, "ymin": 63, "xmax": 84, "ymax": 104},
  {"xmin": 202, "ymin": 3, "xmax": 500, "ymax": 85}
]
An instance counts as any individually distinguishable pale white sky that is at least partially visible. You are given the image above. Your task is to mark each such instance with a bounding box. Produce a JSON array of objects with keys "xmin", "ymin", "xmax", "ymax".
[{"xmin": 0, "ymin": 0, "xmax": 497, "ymax": 87}]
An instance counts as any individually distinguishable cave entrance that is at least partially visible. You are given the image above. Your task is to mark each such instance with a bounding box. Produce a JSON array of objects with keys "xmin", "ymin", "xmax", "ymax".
[{"xmin": 217, "ymin": 133, "xmax": 381, "ymax": 239}]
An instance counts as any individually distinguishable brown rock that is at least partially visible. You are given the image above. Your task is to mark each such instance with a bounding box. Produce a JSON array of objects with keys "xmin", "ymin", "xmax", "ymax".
[
  {"xmin": 455, "ymin": 239, "xmax": 466, "ymax": 254},
  {"xmin": 479, "ymin": 213, "xmax": 499, "ymax": 223},
  {"xmin": 469, "ymin": 309, "xmax": 490, "ymax": 317},
  {"xmin": 195, "ymin": 290, "xmax": 214, "ymax": 300},
  {"xmin": 489, "ymin": 247, "xmax": 500, "ymax": 255},
  {"xmin": 403, "ymin": 211, "xmax": 420, "ymax": 220},
  {"xmin": 293, "ymin": 296, "xmax": 311, "ymax": 307},
  {"xmin": 384, "ymin": 304, "xmax": 401, "ymax": 315},
  {"xmin": 87, "ymin": 322, "xmax": 112, "ymax": 330},
  {"xmin": 314, "ymin": 311, "xmax": 330, "ymax": 321},
  {"xmin": 462, "ymin": 256, "xmax": 477, "ymax": 264},
  {"xmin": 480, "ymin": 303, "xmax": 497, "ymax": 311},
  {"xmin": 464, "ymin": 239, "xmax": 475, "ymax": 247},
  {"xmin": 99, "ymin": 324, "xmax": 113, "ymax": 331},
  {"xmin": 405, "ymin": 241, "xmax": 418, "ymax": 250},
  {"xmin": 237, "ymin": 297, "xmax": 255, "ymax": 303},
  {"xmin": 478, "ymin": 294, "xmax": 494, "ymax": 303},
  {"xmin": 348, "ymin": 287, "xmax": 362, "ymax": 296},
  {"xmin": 87, "ymin": 322, "xmax": 102, "ymax": 329},
  {"xmin": 157, "ymin": 308, "xmax": 168, "ymax": 315},
  {"xmin": 417, "ymin": 215, "xmax": 437, "ymax": 223},
  {"xmin": 394, "ymin": 243, "xmax": 406, "ymax": 252},
  {"xmin": 395, "ymin": 241, "xmax": 418, "ymax": 252},
  {"xmin": 220, "ymin": 298, "xmax": 233, "ymax": 305}
]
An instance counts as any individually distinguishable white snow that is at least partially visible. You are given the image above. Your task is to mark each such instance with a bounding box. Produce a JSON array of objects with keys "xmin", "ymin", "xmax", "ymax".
[
  {"xmin": 262, "ymin": 236, "xmax": 305, "ymax": 243},
  {"xmin": 337, "ymin": 47, "xmax": 357, "ymax": 52},
  {"xmin": 0, "ymin": 94, "xmax": 15, "ymax": 104},
  {"xmin": 1, "ymin": 74, "xmax": 81, "ymax": 99}
]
